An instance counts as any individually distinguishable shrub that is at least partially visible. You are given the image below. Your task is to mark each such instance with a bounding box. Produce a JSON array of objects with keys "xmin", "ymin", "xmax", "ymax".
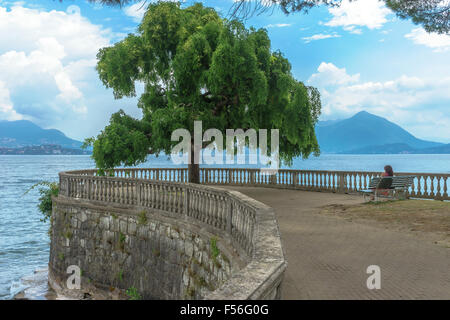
[{"xmin": 24, "ymin": 181, "xmax": 59, "ymax": 223}]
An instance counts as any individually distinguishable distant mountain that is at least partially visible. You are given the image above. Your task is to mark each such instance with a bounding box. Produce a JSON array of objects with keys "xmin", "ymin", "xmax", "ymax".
[
  {"xmin": 341, "ymin": 143, "xmax": 416, "ymax": 154},
  {"xmin": 0, "ymin": 120, "xmax": 83, "ymax": 149},
  {"xmin": 417, "ymin": 143, "xmax": 450, "ymax": 154},
  {"xmin": 341, "ymin": 142, "xmax": 450, "ymax": 154},
  {"xmin": 316, "ymin": 111, "xmax": 444, "ymax": 153},
  {"xmin": 0, "ymin": 144, "xmax": 91, "ymax": 155}
]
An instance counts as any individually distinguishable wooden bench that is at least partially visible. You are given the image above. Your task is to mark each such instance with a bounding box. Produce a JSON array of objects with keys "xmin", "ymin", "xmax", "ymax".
[{"xmin": 359, "ymin": 176, "xmax": 416, "ymax": 201}]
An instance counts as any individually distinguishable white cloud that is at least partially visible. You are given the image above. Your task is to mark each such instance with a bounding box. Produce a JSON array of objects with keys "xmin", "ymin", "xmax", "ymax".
[
  {"xmin": 309, "ymin": 62, "xmax": 450, "ymax": 142},
  {"xmin": 343, "ymin": 25, "xmax": 362, "ymax": 34},
  {"xmin": 0, "ymin": 81, "xmax": 22, "ymax": 121},
  {"xmin": 265, "ymin": 23, "xmax": 291, "ymax": 28},
  {"xmin": 124, "ymin": 1, "xmax": 147, "ymax": 22},
  {"xmin": 302, "ymin": 33, "xmax": 341, "ymax": 43},
  {"xmin": 0, "ymin": 6, "xmax": 111, "ymax": 59},
  {"xmin": 405, "ymin": 28, "xmax": 450, "ymax": 52},
  {"xmin": 0, "ymin": 5, "xmax": 121, "ymax": 138},
  {"xmin": 233, "ymin": 0, "xmax": 274, "ymax": 6},
  {"xmin": 325, "ymin": 0, "xmax": 392, "ymax": 31},
  {"xmin": 308, "ymin": 62, "xmax": 360, "ymax": 86}
]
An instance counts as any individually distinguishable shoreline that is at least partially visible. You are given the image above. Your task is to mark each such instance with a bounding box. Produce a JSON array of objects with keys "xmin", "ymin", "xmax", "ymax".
[
  {"xmin": 12, "ymin": 268, "xmax": 57, "ymax": 300},
  {"xmin": 12, "ymin": 268, "xmax": 128, "ymax": 300}
]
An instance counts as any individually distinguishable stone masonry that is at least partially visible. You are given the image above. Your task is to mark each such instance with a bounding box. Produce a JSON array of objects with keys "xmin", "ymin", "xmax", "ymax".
[{"xmin": 49, "ymin": 198, "xmax": 235, "ymax": 299}]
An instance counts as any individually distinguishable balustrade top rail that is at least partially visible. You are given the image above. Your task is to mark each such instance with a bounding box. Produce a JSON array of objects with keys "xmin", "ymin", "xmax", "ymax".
[{"xmin": 60, "ymin": 167, "xmax": 450, "ymax": 201}]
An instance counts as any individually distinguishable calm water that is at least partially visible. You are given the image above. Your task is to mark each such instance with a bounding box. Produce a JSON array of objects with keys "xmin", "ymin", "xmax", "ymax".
[{"xmin": 1, "ymin": 154, "xmax": 450, "ymax": 299}]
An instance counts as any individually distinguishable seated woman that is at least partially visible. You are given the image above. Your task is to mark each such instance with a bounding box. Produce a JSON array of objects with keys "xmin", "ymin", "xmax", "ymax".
[
  {"xmin": 382, "ymin": 165, "xmax": 394, "ymax": 177},
  {"xmin": 370, "ymin": 165, "xmax": 394, "ymax": 200},
  {"xmin": 378, "ymin": 165, "xmax": 394, "ymax": 197}
]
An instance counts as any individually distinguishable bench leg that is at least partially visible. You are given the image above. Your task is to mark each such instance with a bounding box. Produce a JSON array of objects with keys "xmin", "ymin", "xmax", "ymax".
[{"xmin": 395, "ymin": 190, "xmax": 406, "ymax": 200}]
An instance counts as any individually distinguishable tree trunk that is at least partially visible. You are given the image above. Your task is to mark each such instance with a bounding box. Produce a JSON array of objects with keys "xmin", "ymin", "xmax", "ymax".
[
  {"xmin": 188, "ymin": 142, "xmax": 200, "ymax": 184},
  {"xmin": 188, "ymin": 162, "xmax": 200, "ymax": 184}
]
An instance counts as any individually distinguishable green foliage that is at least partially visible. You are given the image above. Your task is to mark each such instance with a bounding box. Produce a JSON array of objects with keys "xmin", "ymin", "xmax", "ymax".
[
  {"xmin": 63, "ymin": 229, "xmax": 72, "ymax": 239},
  {"xmin": 185, "ymin": 286, "xmax": 195, "ymax": 298},
  {"xmin": 210, "ymin": 237, "xmax": 220, "ymax": 260},
  {"xmin": 24, "ymin": 181, "xmax": 59, "ymax": 223},
  {"xmin": 126, "ymin": 287, "xmax": 141, "ymax": 300},
  {"xmin": 385, "ymin": 0, "xmax": 450, "ymax": 34},
  {"xmin": 117, "ymin": 269, "xmax": 123, "ymax": 282},
  {"xmin": 138, "ymin": 210, "xmax": 148, "ymax": 225},
  {"xmin": 91, "ymin": 2, "xmax": 322, "ymax": 176},
  {"xmin": 83, "ymin": 110, "xmax": 151, "ymax": 170},
  {"xmin": 118, "ymin": 232, "xmax": 126, "ymax": 251}
]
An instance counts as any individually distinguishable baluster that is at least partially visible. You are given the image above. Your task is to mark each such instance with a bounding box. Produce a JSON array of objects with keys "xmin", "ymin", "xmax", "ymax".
[
  {"xmin": 430, "ymin": 176, "xmax": 435, "ymax": 199},
  {"xmin": 150, "ymin": 183, "xmax": 155, "ymax": 209},
  {"xmin": 436, "ymin": 176, "xmax": 442, "ymax": 199},
  {"xmin": 424, "ymin": 176, "xmax": 428, "ymax": 197}
]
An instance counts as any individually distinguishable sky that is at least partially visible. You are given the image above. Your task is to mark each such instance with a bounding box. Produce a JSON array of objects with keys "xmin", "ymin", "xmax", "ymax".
[{"xmin": 0, "ymin": 0, "xmax": 449, "ymax": 143}]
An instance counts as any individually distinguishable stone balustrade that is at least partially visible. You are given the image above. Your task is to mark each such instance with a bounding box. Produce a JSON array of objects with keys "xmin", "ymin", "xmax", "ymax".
[
  {"xmin": 55, "ymin": 169, "xmax": 286, "ymax": 299},
  {"xmin": 60, "ymin": 168, "xmax": 450, "ymax": 201}
]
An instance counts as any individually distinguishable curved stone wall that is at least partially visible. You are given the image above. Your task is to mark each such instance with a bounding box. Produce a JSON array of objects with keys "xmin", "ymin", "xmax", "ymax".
[{"xmin": 49, "ymin": 169, "xmax": 286, "ymax": 299}]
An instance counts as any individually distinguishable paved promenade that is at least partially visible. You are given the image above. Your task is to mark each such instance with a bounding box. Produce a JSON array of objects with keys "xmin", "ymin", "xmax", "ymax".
[{"xmin": 227, "ymin": 187, "xmax": 450, "ymax": 300}]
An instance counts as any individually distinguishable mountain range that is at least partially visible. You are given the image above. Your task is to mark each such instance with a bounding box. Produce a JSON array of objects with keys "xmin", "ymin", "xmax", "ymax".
[
  {"xmin": 0, "ymin": 112, "xmax": 448, "ymax": 155},
  {"xmin": 0, "ymin": 120, "xmax": 83, "ymax": 149},
  {"xmin": 315, "ymin": 111, "xmax": 448, "ymax": 154}
]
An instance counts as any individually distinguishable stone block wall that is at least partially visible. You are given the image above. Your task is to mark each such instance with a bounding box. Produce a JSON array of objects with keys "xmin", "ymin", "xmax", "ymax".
[{"xmin": 49, "ymin": 197, "xmax": 235, "ymax": 299}]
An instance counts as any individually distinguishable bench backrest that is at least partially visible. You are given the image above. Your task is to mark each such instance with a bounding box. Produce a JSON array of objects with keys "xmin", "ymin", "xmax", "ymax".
[
  {"xmin": 368, "ymin": 175, "xmax": 415, "ymax": 190},
  {"xmin": 369, "ymin": 177, "xmax": 393, "ymax": 189},
  {"xmin": 391, "ymin": 175, "xmax": 415, "ymax": 189}
]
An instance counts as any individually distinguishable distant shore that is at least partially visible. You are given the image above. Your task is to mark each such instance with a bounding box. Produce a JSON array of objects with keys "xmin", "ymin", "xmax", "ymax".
[{"xmin": 0, "ymin": 144, "xmax": 91, "ymax": 155}]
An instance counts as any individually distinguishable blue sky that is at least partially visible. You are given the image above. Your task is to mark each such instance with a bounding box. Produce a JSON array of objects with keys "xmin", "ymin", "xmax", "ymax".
[{"xmin": 0, "ymin": 0, "xmax": 449, "ymax": 142}]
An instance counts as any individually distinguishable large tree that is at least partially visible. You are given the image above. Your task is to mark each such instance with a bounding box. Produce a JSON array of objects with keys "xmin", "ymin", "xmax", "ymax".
[
  {"xmin": 88, "ymin": 1, "xmax": 449, "ymax": 34},
  {"xmin": 89, "ymin": 2, "xmax": 321, "ymax": 183}
]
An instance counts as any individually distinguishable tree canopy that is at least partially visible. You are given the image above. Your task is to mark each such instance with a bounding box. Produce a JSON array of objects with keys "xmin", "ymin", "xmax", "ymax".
[
  {"xmin": 89, "ymin": 2, "xmax": 321, "ymax": 182},
  {"xmin": 88, "ymin": 0, "xmax": 449, "ymax": 34}
]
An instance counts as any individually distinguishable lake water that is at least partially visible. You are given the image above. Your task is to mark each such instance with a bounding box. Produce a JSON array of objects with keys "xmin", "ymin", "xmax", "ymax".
[{"xmin": 1, "ymin": 154, "xmax": 450, "ymax": 299}]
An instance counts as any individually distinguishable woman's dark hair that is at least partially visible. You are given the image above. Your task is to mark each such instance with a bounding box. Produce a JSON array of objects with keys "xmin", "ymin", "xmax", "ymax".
[{"xmin": 384, "ymin": 165, "xmax": 394, "ymax": 176}]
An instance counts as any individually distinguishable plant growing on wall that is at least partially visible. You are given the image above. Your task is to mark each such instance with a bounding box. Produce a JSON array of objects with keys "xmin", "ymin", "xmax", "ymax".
[
  {"xmin": 126, "ymin": 286, "xmax": 141, "ymax": 300},
  {"xmin": 24, "ymin": 181, "xmax": 59, "ymax": 230}
]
